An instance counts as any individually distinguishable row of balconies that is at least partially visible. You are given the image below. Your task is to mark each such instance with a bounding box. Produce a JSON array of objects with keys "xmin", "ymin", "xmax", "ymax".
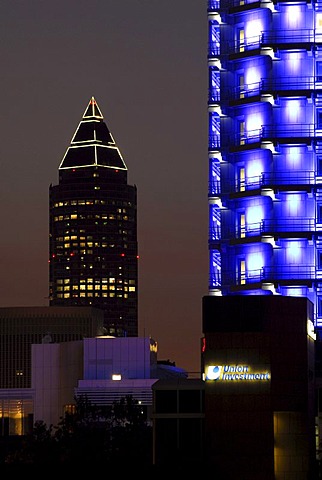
[
  {"xmin": 209, "ymin": 170, "xmax": 316, "ymax": 196},
  {"xmin": 208, "ymin": 77, "xmax": 322, "ymax": 104},
  {"xmin": 209, "ymin": 31, "xmax": 322, "ymax": 59},
  {"xmin": 209, "ymin": 217, "xmax": 317, "ymax": 241},
  {"xmin": 209, "ymin": 124, "xmax": 317, "ymax": 150},
  {"xmin": 210, "ymin": 265, "xmax": 317, "ymax": 287}
]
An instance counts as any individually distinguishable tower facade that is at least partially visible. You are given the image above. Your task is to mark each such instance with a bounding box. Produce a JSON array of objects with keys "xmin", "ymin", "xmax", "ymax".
[
  {"xmin": 49, "ymin": 97, "xmax": 138, "ymax": 337},
  {"xmin": 208, "ymin": 0, "xmax": 322, "ymax": 328}
]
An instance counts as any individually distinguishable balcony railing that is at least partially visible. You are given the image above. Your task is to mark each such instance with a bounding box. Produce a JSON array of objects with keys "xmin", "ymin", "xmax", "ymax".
[
  {"xmin": 212, "ymin": 217, "xmax": 315, "ymax": 241},
  {"xmin": 218, "ymin": 265, "xmax": 316, "ymax": 286},
  {"xmin": 220, "ymin": 29, "xmax": 322, "ymax": 56},
  {"xmin": 219, "ymin": 124, "xmax": 315, "ymax": 148},
  {"xmin": 208, "ymin": 171, "xmax": 315, "ymax": 196},
  {"xmin": 218, "ymin": 77, "xmax": 320, "ymax": 103}
]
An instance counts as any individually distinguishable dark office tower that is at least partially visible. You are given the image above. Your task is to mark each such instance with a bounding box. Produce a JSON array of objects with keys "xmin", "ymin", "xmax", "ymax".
[
  {"xmin": 208, "ymin": 0, "xmax": 322, "ymax": 328},
  {"xmin": 49, "ymin": 97, "xmax": 138, "ymax": 337}
]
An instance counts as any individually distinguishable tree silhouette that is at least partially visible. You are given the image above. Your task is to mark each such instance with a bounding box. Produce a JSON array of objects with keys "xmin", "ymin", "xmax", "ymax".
[{"xmin": 3, "ymin": 394, "xmax": 152, "ymax": 470}]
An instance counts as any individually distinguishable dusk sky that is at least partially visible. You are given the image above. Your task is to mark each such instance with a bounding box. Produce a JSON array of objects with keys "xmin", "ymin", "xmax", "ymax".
[{"xmin": 0, "ymin": 1, "xmax": 208, "ymax": 373}]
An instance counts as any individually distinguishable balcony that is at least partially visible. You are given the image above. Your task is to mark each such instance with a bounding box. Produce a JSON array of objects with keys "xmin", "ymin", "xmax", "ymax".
[
  {"xmin": 222, "ymin": 77, "xmax": 320, "ymax": 104},
  {"xmin": 261, "ymin": 29, "xmax": 322, "ymax": 47},
  {"xmin": 220, "ymin": 124, "xmax": 316, "ymax": 150},
  {"xmin": 208, "ymin": 171, "xmax": 315, "ymax": 197},
  {"xmin": 223, "ymin": 29, "xmax": 322, "ymax": 58},
  {"xmin": 219, "ymin": 264, "xmax": 316, "ymax": 288},
  {"xmin": 212, "ymin": 217, "xmax": 315, "ymax": 242}
]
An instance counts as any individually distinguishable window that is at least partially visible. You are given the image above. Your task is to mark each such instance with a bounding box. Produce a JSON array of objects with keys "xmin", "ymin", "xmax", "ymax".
[
  {"xmin": 317, "ymin": 62, "xmax": 322, "ymax": 82},
  {"xmin": 237, "ymin": 73, "xmax": 245, "ymax": 99},
  {"xmin": 237, "ymin": 258, "xmax": 246, "ymax": 284},
  {"xmin": 238, "ymin": 212, "xmax": 246, "ymax": 238},
  {"xmin": 317, "ymin": 13, "xmax": 322, "ymax": 30},
  {"xmin": 317, "ymin": 204, "xmax": 322, "ymax": 223},
  {"xmin": 239, "ymin": 120, "xmax": 245, "ymax": 145},
  {"xmin": 317, "ymin": 109, "xmax": 322, "ymax": 129},
  {"xmin": 237, "ymin": 166, "xmax": 245, "ymax": 191},
  {"xmin": 317, "ymin": 155, "xmax": 322, "ymax": 175},
  {"xmin": 237, "ymin": 27, "xmax": 244, "ymax": 52}
]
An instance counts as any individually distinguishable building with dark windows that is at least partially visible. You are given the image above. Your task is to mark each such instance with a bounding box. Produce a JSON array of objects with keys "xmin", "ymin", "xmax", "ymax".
[
  {"xmin": 49, "ymin": 97, "xmax": 138, "ymax": 337},
  {"xmin": 0, "ymin": 306, "xmax": 104, "ymax": 389}
]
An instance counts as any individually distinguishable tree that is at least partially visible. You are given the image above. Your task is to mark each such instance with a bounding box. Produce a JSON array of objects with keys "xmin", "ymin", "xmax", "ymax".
[{"xmin": 3, "ymin": 394, "xmax": 152, "ymax": 470}]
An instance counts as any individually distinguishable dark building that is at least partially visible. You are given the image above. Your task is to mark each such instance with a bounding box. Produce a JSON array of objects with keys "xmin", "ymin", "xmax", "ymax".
[
  {"xmin": 151, "ymin": 378, "xmax": 205, "ymax": 469},
  {"xmin": 202, "ymin": 295, "xmax": 316, "ymax": 479},
  {"xmin": 0, "ymin": 306, "xmax": 103, "ymax": 389},
  {"xmin": 49, "ymin": 97, "xmax": 138, "ymax": 337}
]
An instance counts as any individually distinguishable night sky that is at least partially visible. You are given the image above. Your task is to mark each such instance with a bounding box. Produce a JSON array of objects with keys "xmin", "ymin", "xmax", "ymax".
[{"xmin": 0, "ymin": 1, "xmax": 208, "ymax": 373}]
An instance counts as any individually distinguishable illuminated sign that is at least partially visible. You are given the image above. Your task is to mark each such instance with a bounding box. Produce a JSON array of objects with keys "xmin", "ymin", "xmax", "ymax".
[{"xmin": 205, "ymin": 365, "xmax": 270, "ymax": 381}]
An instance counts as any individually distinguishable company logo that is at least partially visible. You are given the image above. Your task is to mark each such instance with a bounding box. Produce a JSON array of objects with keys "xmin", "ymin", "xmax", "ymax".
[
  {"xmin": 205, "ymin": 365, "xmax": 222, "ymax": 380},
  {"xmin": 205, "ymin": 365, "xmax": 270, "ymax": 381}
]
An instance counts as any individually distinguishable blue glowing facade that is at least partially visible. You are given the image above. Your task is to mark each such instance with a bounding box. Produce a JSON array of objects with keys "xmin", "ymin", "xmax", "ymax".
[{"xmin": 208, "ymin": 0, "xmax": 322, "ymax": 327}]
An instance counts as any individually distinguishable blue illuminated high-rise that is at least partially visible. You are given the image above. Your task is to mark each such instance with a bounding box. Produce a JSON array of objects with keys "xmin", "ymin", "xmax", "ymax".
[{"xmin": 208, "ymin": 0, "xmax": 322, "ymax": 328}]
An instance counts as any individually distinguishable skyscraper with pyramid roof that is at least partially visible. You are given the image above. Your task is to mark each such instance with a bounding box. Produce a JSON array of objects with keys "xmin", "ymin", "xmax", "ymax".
[{"xmin": 49, "ymin": 97, "xmax": 138, "ymax": 337}]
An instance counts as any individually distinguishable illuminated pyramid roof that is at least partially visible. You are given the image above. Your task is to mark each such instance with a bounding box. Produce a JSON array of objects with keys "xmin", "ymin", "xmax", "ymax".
[{"xmin": 59, "ymin": 96, "xmax": 127, "ymax": 171}]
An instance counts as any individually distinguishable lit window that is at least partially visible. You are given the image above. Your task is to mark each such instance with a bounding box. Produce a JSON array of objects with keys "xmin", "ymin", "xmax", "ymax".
[{"xmin": 317, "ymin": 13, "xmax": 322, "ymax": 29}]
